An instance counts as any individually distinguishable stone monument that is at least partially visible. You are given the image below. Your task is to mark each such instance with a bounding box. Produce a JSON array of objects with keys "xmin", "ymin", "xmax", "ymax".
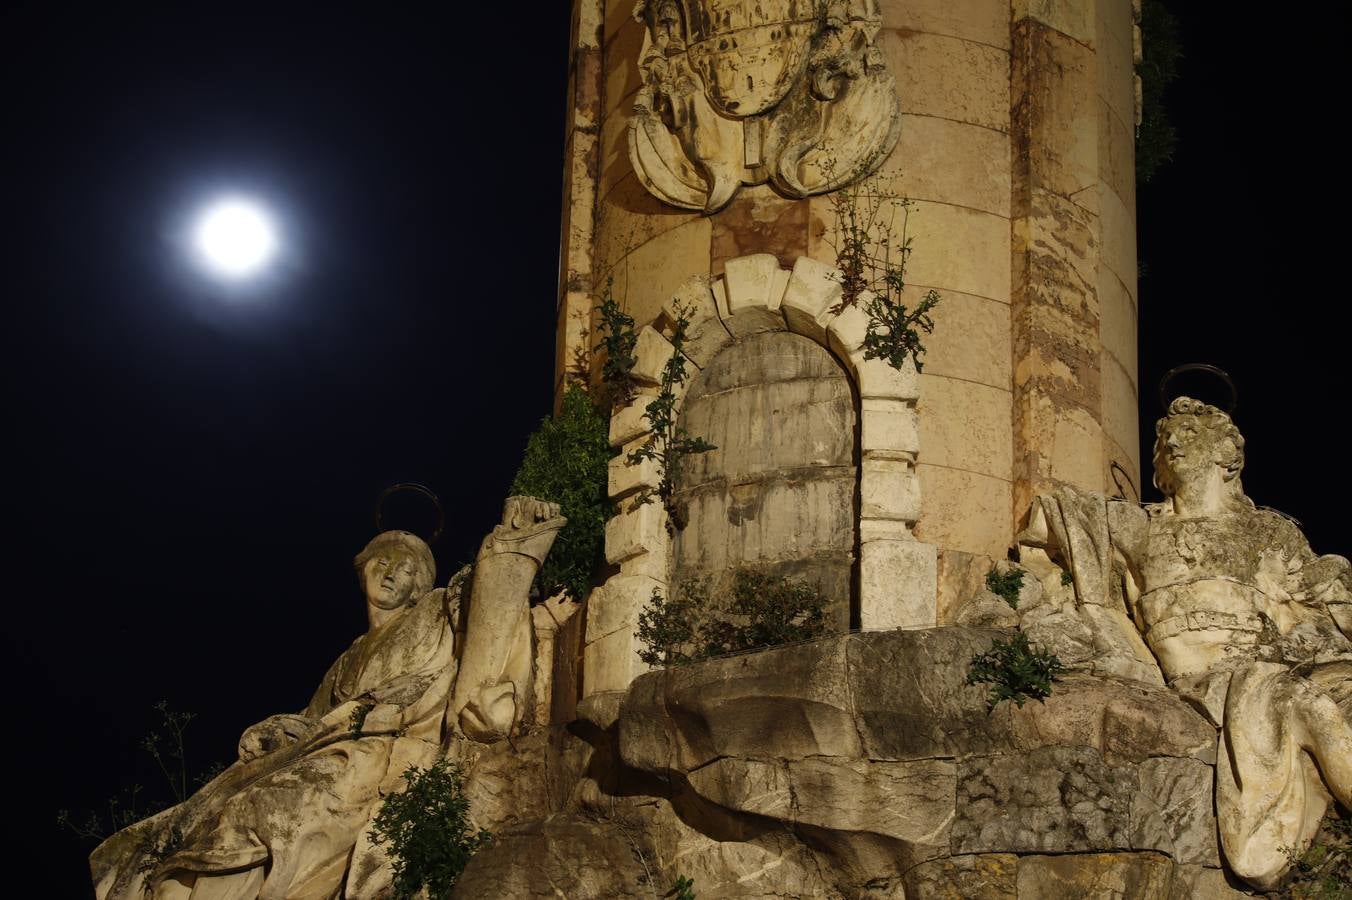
[{"xmin": 90, "ymin": 0, "xmax": 1349, "ymax": 896}]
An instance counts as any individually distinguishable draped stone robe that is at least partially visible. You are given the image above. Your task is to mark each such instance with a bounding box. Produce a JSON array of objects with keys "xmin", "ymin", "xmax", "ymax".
[{"xmin": 91, "ymin": 578, "xmax": 464, "ymax": 900}]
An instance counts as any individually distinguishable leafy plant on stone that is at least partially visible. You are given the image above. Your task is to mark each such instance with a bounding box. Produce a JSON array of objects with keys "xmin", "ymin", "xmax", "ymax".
[
  {"xmin": 636, "ymin": 585, "xmax": 702, "ymax": 667},
  {"xmin": 627, "ymin": 299, "xmax": 715, "ymax": 524},
  {"xmin": 966, "ymin": 630, "xmax": 1066, "ymax": 710},
  {"xmin": 668, "ymin": 874, "xmax": 697, "ymax": 900},
  {"xmin": 510, "ymin": 384, "xmax": 612, "ymax": 602},
  {"xmin": 985, "ymin": 567, "xmax": 1025, "ymax": 609},
  {"xmin": 369, "ymin": 759, "xmax": 490, "ymax": 899},
  {"xmin": 824, "ymin": 167, "xmax": 940, "ymax": 373},
  {"xmin": 698, "ymin": 570, "xmax": 828, "ymax": 657},
  {"xmin": 1283, "ymin": 810, "xmax": 1352, "ymax": 899},
  {"xmin": 596, "ymin": 277, "xmax": 639, "ymax": 410},
  {"xmin": 637, "ymin": 571, "xmax": 829, "ymax": 666}
]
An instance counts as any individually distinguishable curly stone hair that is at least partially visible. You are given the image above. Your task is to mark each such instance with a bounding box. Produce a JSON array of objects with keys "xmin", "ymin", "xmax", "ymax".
[{"xmin": 1157, "ymin": 396, "xmax": 1246, "ymax": 476}]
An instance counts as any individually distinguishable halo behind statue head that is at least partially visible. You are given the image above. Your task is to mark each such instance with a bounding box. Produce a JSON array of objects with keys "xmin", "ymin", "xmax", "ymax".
[
  {"xmin": 373, "ymin": 482, "xmax": 445, "ymax": 544},
  {"xmin": 1158, "ymin": 363, "xmax": 1236, "ymax": 415}
]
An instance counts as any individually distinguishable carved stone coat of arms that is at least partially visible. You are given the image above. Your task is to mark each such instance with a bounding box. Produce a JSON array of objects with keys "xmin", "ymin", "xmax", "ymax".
[{"xmin": 629, "ymin": 0, "xmax": 900, "ymax": 212}]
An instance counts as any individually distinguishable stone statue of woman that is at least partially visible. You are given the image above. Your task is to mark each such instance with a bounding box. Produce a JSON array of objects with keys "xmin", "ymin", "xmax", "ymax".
[{"xmin": 91, "ymin": 496, "xmax": 565, "ymax": 900}]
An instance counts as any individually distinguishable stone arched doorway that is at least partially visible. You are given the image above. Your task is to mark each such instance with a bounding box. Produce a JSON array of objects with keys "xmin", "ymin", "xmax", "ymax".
[
  {"xmin": 584, "ymin": 253, "xmax": 937, "ymax": 696},
  {"xmin": 672, "ymin": 329, "xmax": 858, "ymax": 630}
]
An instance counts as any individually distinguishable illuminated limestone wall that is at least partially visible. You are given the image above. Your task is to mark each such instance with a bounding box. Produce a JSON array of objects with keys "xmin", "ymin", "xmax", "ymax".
[{"xmin": 557, "ymin": 0, "xmax": 1140, "ymax": 689}]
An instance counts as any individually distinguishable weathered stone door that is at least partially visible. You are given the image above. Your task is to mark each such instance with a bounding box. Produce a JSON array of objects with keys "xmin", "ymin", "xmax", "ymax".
[{"xmin": 672, "ymin": 330, "xmax": 858, "ymax": 629}]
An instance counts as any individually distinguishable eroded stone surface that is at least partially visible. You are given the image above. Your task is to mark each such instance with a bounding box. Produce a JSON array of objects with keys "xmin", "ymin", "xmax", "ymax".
[
  {"xmin": 614, "ymin": 626, "xmax": 1233, "ymax": 894},
  {"xmin": 953, "ymin": 746, "xmax": 1136, "ymax": 855},
  {"xmin": 845, "ymin": 628, "xmax": 1016, "ymax": 760},
  {"xmin": 451, "ymin": 818, "xmax": 647, "ymax": 898},
  {"xmin": 1130, "ymin": 756, "xmax": 1220, "ymax": 866},
  {"xmin": 686, "ymin": 756, "xmax": 954, "ymax": 866},
  {"xmin": 1015, "ymin": 852, "xmax": 1172, "ymax": 900},
  {"xmin": 1007, "ymin": 673, "xmax": 1215, "ymax": 765},
  {"xmin": 903, "ymin": 853, "xmax": 1018, "ymax": 900}
]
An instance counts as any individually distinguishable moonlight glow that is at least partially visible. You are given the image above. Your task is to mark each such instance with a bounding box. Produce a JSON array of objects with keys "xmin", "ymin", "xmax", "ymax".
[{"xmin": 191, "ymin": 197, "xmax": 278, "ymax": 279}]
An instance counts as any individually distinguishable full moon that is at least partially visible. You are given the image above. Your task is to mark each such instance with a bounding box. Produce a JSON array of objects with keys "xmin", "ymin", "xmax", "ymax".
[{"xmin": 191, "ymin": 197, "xmax": 278, "ymax": 279}]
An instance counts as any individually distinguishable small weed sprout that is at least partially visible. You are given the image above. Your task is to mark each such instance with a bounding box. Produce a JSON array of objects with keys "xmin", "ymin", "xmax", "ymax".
[
  {"xmin": 369, "ymin": 759, "xmax": 490, "ymax": 899},
  {"xmin": 596, "ymin": 278, "xmax": 639, "ymax": 410},
  {"xmin": 668, "ymin": 874, "xmax": 697, "ymax": 900},
  {"xmin": 824, "ymin": 165, "xmax": 940, "ymax": 373},
  {"xmin": 985, "ymin": 568, "xmax": 1025, "ymax": 609},
  {"xmin": 58, "ymin": 702, "xmax": 225, "ymax": 842},
  {"xmin": 57, "ymin": 787, "xmax": 146, "ymax": 841},
  {"xmin": 1282, "ymin": 809, "xmax": 1351, "ymax": 899},
  {"xmin": 627, "ymin": 299, "xmax": 715, "ymax": 524},
  {"xmin": 966, "ymin": 631, "xmax": 1066, "ymax": 710},
  {"xmin": 349, "ymin": 701, "xmax": 374, "ymax": 738},
  {"xmin": 142, "ymin": 701, "xmax": 195, "ymax": 804}
]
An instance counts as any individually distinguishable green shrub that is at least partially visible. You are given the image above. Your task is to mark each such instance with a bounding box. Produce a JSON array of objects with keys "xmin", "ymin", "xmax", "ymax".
[
  {"xmin": 966, "ymin": 631, "xmax": 1066, "ymax": 710},
  {"xmin": 985, "ymin": 567, "xmax": 1025, "ymax": 609},
  {"xmin": 637, "ymin": 570, "xmax": 829, "ymax": 665},
  {"xmin": 509, "ymin": 385, "xmax": 611, "ymax": 601},
  {"xmin": 636, "ymin": 586, "xmax": 701, "ymax": 667},
  {"xmin": 699, "ymin": 570, "xmax": 828, "ymax": 656},
  {"xmin": 369, "ymin": 759, "xmax": 490, "ymax": 899}
]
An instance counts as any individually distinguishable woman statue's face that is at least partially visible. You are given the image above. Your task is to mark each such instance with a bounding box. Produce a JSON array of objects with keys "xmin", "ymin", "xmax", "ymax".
[{"xmin": 362, "ymin": 551, "xmax": 420, "ymax": 610}]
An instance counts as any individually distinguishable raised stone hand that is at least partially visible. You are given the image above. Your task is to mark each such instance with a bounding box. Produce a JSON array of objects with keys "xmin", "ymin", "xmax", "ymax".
[
  {"xmin": 454, "ymin": 495, "xmax": 568, "ymax": 742},
  {"xmin": 501, "ymin": 495, "xmax": 563, "ymax": 532}
]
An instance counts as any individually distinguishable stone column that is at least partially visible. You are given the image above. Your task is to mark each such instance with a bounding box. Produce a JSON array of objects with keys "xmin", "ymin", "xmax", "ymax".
[
  {"xmin": 555, "ymin": 0, "xmax": 604, "ymax": 410},
  {"xmin": 1009, "ymin": 0, "xmax": 1141, "ymax": 523}
]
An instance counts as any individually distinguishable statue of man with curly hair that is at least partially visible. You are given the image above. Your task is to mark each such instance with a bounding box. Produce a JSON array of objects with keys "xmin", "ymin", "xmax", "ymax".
[{"xmin": 1023, "ymin": 397, "xmax": 1352, "ymax": 889}]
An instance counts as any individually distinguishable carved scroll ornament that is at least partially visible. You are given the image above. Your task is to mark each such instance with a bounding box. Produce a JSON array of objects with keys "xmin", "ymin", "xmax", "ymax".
[{"xmin": 629, "ymin": 0, "xmax": 901, "ymax": 212}]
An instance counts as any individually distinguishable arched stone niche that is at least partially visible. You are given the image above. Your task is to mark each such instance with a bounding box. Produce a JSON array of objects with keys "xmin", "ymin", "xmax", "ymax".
[
  {"xmin": 583, "ymin": 254, "xmax": 937, "ymax": 696},
  {"xmin": 673, "ymin": 329, "xmax": 857, "ymax": 631}
]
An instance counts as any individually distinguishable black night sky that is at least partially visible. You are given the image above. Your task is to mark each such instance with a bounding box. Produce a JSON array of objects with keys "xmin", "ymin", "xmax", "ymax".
[{"xmin": 3, "ymin": 4, "xmax": 1345, "ymax": 895}]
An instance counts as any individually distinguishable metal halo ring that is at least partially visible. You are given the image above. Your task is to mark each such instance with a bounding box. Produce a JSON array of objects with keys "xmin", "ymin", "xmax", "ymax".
[
  {"xmin": 1158, "ymin": 363, "xmax": 1237, "ymax": 415},
  {"xmin": 374, "ymin": 483, "xmax": 445, "ymax": 543}
]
